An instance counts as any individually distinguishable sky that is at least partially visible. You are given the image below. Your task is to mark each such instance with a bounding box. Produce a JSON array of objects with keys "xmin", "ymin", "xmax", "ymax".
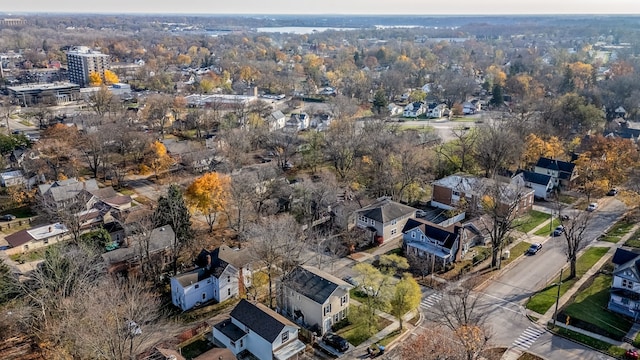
[{"xmin": 2, "ymin": 0, "xmax": 640, "ymax": 15}]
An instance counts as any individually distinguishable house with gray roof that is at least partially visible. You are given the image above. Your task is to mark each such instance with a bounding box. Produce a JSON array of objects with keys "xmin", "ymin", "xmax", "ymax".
[
  {"xmin": 268, "ymin": 110, "xmax": 286, "ymax": 131},
  {"xmin": 213, "ymin": 299, "xmax": 306, "ymax": 360},
  {"xmin": 170, "ymin": 245, "xmax": 251, "ymax": 311},
  {"xmin": 279, "ymin": 265, "xmax": 352, "ymax": 335},
  {"xmin": 402, "ymin": 218, "xmax": 464, "ymax": 268},
  {"xmin": 608, "ymin": 248, "xmax": 640, "ymax": 320},
  {"xmin": 512, "ymin": 170, "xmax": 554, "ymax": 200},
  {"xmin": 38, "ymin": 178, "xmax": 99, "ymax": 209},
  {"xmin": 102, "ymin": 225, "xmax": 174, "ymax": 275},
  {"xmin": 354, "ymin": 197, "xmax": 417, "ymax": 244}
]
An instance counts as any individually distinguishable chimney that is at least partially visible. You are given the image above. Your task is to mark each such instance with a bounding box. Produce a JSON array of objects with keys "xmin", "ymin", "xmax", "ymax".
[
  {"xmin": 206, "ymin": 254, "xmax": 211, "ymax": 270},
  {"xmin": 48, "ymin": 226, "xmax": 52, "ymax": 232}
]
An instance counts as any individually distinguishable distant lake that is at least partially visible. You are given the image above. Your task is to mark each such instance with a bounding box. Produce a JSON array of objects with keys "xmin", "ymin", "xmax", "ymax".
[{"xmin": 255, "ymin": 26, "xmax": 357, "ymax": 34}]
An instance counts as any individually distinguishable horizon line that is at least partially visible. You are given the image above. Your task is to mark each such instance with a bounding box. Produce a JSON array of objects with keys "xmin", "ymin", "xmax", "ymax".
[{"xmin": 2, "ymin": 12, "xmax": 640, "ymax": 16}]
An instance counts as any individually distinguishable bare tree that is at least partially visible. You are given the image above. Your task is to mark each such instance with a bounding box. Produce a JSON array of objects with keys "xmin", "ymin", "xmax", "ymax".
[
  {"xmin": 245, "ymin": 215, "xmax": 303, "ymax": 308},
  {"xmin": 473, "ymin": 121, "xmax": 519, "ymax": 178},
  {"xmin": 38, "ymin": 189, "xmax": 94, "ymax": 244},
  {"xmin": 558, "ymin": 208, "xmax": 593, "ymax": 279},
  {"xmin": 437, "ymin": 126, "xmax": 477, "ymax": 173}
]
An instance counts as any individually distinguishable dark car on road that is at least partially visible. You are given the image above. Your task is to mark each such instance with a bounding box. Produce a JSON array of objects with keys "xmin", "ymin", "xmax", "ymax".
[
  {"xmin": 323, "ymin": 333, "xmax": 350, "ymax": 352},
  {"xmin": 528, "ymin": 243, "xmax": 542, "ymax": 255},
  {"xmin": 0, "ymin": 214, "xmax": 16, "ymax": 221},
  {"xmin": 607, "ymin": 189, "xmax": 619, "ymax": 196},
  {"xmin": 552, "ymin": 225, "xmax": 564, "ymax": 237}
]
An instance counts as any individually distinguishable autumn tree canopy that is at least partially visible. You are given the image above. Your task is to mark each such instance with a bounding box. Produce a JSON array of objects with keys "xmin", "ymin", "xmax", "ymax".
[{"xmin": 185, "ymin": 172, "xmax": 230, "ymax": 232}]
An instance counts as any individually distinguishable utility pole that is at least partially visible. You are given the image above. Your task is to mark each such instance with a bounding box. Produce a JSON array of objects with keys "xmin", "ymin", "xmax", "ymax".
[{"xmin": 553, "ymin": 268, "xmax": 564, "ymax": 327}]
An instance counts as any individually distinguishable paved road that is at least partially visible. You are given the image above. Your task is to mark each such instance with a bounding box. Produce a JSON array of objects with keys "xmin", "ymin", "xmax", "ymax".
[{"xmin": 475, "ymin": 198, "xmax": 626, "ymax": 359}]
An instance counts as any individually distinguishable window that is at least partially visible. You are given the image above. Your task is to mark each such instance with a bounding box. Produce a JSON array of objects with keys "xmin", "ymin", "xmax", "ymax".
[
  {"xmin": 341, "ymin": 294, "xmax": 348, "ymax": 306},
  {"xmin": 390, "ymin": 228, "xmax": 397, "ymax": 236},
  {"xmin": 281, "ymin": 331, "xmax": 289, "ymax": 343},
  {"xmin": 411, "ymin": 232, "xmax": 415, "ymax": 239},
  {"xmin": 334, "ymin": 313, "xmax": 339, "ymax": 322},
  {"xmin": 207, "ymin": 279, "xmax": 211, "ymax": 284},
  {"xmin": 230, "ymin": 341, "xmax": 235, "ymax": 348},
  {"xmin": 324, "ymin": 304, "xmax": 331, "ymax": 315},
  {"xmin": 369, "ymin": 219, "xmax": 375, "ymax": 225},
  {"xmin": 202, "ymin": 293, "xmax": 206, "ymax": 300},
  {"xmin": 227, "ymin": 276, "xmax": 231, "ymax": 282},
  {"xmin": 23, "ymin": 244, "xmax": 28, "ymax": 251},
  {"xmin": 452, "ymin": 191, "xmax": 460, "ymax": 196},
  {"xmin": 622, "ymin": 279, "xmax": 634, "ymax": 290},
  {"xmin": 391, "ymin": 219, "xmax": 397, "ymax": 225},
  {"xmin": 194, "ymin": 284, "xmax": 199, "ymax": 289},
  {"xmin": 240, "ymin": 339, "xmax": 243, "ymax": 347},
  {"xmin": 228, "ymin": 288, "xmax": 231, "ymax": 296},
  {"xmin": 43, "ymin": 239, "xmax": 49, "ymax": 244}
]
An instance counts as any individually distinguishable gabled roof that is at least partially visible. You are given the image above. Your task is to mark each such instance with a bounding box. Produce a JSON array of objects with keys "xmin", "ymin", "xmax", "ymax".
[
  {"xmin": 283, "ymin": 265, "xmax": 351, "ymax": 305},
  {"xmin": 355, "ymin": 197, "xmax": 416, "ymax": 223},
  {"xmin": 270, "ymin": 110, "xmax": 285, "ymax": 121},
  {"xmin": 518, "ymin": 170, "xmax": 552, "ymax": 186},
  {"xmin": 211, "ymin": 245, "xmax": 252, "ymax": 269},
  {"xmin": 535, "ymin": 157, "xmax": 575, "ymax": 174},
  {"xmin": 38, "ymin": 178, "xmax": 99, "ymax": 203},
  {"xmin": 613, "ymin": 252, "xmax": 640, "ymax": 283},
  {"xmin": 230, "ymin": 299, "xmax": 297, "ymax": 343},
  {"xmin": 613, "ymin": 248, "xmax": 640, "ymax": 266},
  {"xmin": 402, "ymin": 218, "xmax": 459, "ymax": 250}
]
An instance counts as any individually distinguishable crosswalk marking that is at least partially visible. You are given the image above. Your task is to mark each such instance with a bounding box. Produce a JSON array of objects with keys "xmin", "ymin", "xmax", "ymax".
[
  {"xmin": 511, "ymin": 326, "xmax": 545, "ymax": 351},
  {"xmin": 420, "ymin": 292, "xmax": 443, "ymax": 309}
]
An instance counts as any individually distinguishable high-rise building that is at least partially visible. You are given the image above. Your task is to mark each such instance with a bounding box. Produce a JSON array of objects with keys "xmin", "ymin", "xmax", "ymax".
[{"xmin": 66, "ymin": 46, "xmax": 110, "ymax": 87}]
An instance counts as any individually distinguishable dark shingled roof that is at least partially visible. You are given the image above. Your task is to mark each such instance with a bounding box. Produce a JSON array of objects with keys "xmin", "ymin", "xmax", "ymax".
[
  {"xmin": 612, "ymin": 248, "xmax": 640, "ymax": 266},
  {"xmin": 402, "ymin": 218, "xmax": 459, "ymax": 250},
  {"xmin": 536, "ymin": 157, "xmax": 575, "ymax": 174},
  {"xmin": 283, "ymin": 266, "xmax": 348, "ymax": 304},
  {"xmin": 230, "ymin": 299, "xmax": 295, "ymax": 343},
  {"xmin": 5, "ymin": 229, "xmax": 33, "ymax": 248},
  {"xmin": 518, "ymin": 170, "xmax": 552, "ymax": 186},
  {"xmin": 214, "ymin": 318, "xmax": 247, "ymax": 342},
  {"xmin": 356, "ymin": 197, "xmax": 416, "ymax": 223}
]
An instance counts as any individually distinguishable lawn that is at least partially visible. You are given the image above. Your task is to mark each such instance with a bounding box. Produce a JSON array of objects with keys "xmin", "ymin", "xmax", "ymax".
[
  {"xmin": 562, "ymin": 274, "xmax": 632, "ymax": 339},
  {"xmin": 336, "ymin": 308, "xmax": 393, "ymax": 346},
  {"xmin": 514, "ymin": 210, "xmax": 551, "ymax": 234},
  {"xmin": 502, "ymin": 241, "xmax": 531, "ymax": 267},
  {"xmin": 397, "ymin": 124, "xmax": 435, "ymax": 133},
  {"xmin": 554, "ymin": 327, "xmax": 627, "ymax": 358},
  {"xmin": 600, "ymin": 220, "xmax": 635, "ymax": 243},
  {"xmin": 526, "ymin": 247, "xmax": 609, "ymax": 314},
  {"xmin": 624, "ymin": 228, "xmax": 640, "ymax": 248},
  {"xmin": 533, "ymin": 218, "xmax": 560, "ymax": 236},
  {"xmin": 179, "ymin": 337, "xmax": 213, "ymax": 359}
]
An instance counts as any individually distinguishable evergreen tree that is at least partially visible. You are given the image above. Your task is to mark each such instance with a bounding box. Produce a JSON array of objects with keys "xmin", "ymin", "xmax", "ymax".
[
  {"xmin": 154, "ymin": 184, "xmax": 193, "ymax": 274},
  {"xmin": 372, "ymin": 89, "xmax": 388, "ymax": 115},
  {"xmin": 0, "ymin": 257, "xmax": 19, "ymax": 303},
  {"xmin": 490, "ymin": 84, "xmax": 504, "ymax": 107}
]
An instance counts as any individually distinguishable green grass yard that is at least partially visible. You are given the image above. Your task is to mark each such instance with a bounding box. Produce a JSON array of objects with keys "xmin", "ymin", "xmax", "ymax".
[
  {"xmin": 514, "ymin": 210, "xmax": 551, "ymax": 234},
  {"xmin": 526, "ymin": 247, "xmax": 609, "ymax": 314},
  {"xmin": 600, "ymin": 220, "xmax": 635, "ymax": 243},
  {"xmin": 562, "ymin": 274, "xmax": 632, "ymax": 339},
  {"xmin": 534, "ymin": 218, "xmax": 560, "ymax": 236},
  {"xmin": 502, "ymin": 241, "xmax": 531, "ymax": 267},
  {"xmin": 624, "ymin": 228, "xmax": 640, "ymax": 248},
  {"xmin": 554, "ymin": 327, "xmax": 626, "ymax": 358}
]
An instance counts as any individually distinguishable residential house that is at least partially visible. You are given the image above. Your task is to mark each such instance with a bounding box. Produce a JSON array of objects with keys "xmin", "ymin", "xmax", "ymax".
[
  {"xmin": 462, "ymin": 100, "xmax": 481, "ymax": 115},
  {"xmin": 268, "ymin": 110, "xmax": 287, "ymax": 131},
  {"xmin": 354, "ymin": 197, "xmax": 417, "ymax": 244},
  {"xmin": 512, "ymin": 170, "xmax": 554, "ymax": 200},
  {"xmin": 285, "ymin": 113, "xmax": 309, "ymax": 131},
  {"xmin": 5, "ymin": 223, "xmax": 68, "ymax": 255},
  {"xmin": 533, "ymin": 157, "xmax": 577, "ymax": 189},
  {"xmin": 38, "ymin": 178, "xmax": 100, "ymax": 210},
  {"xmin": 387, "ymin": 103, "xmax": 403, "ymax": 116},
  {"xmin": 427, "ymin": 103, "xmax": 448, "ymax": 118},
  {"xmin": 608, "ymin": 248, "xmax": 640, "ymax": 320},
  {"xmin": 171, "ymin": 245, "xmax": 252, "ymax": 311},
  {"xmin": 311, "ymin": 113, "xmax": 333, "ymax": 131},
  {"xmin": 402, "ymin": 218, "xmax": 464, "ymax": 268},
  {"xmin": 102, "ymin": 225, "xmax": 174, "ymax": 275},
  {"xmin": 403, "ymin": 102, "xmax": 425, "ymax": 118},
  {"xmin": 279, "ymin": 265, "xmax": 352, "ymax": 335},
  {"xmin": 213, "ymin": 299, "xmax": 306, "ymax": 360},
  {"xmin": 431, "ymin": 174, "xmax": 534, "ymax": 217},
  {"xmin": 0, "ymin": 170, "xmax": 26, "ymax": 187}
]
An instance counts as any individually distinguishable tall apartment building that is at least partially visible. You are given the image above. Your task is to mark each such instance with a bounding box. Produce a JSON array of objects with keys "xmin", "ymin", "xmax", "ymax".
[{"xmin": 66, "ymin": 46, "xmax": 110, "ymax": 87}]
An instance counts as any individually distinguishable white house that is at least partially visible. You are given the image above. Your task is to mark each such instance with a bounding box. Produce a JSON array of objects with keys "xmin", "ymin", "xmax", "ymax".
[
  {"xmin": 170, "ymin": 245, "xmax": 253, "ymax": 311},
  {"xmin": 285, "ymin": 113, "xmax": 309, "ymax": 131},
  {"xmin": 0, "ymin": 170, "xmax": 26, "ymax": 187},
  {"xmin": 608, "ymin": 248, "xmax": 640, "ymax": 321},
  {"xmin": 279, "ymin": 265, "xmax": 352, "ymax": 335},
  {"xmin": 268, "ymin": 111, "xmax": 287, "ymax": 131},
  {"xmin": 403, "ymin": 102, "xmax": 425, "ymax": 118},
  {"xmin": 511, "ymin": 170, "xmax": 554, "ymax": 200},
  {"xmin": 213, "ymin": 299, "xmax": 306, "ymax": 360},
  {"xmin": 427, "ymin": 103, "xmax": 448, "ymax": 118},
  {"xmin": 387, "ymin": 103, "xmax": 403, "ymax": 116},
  {"xmin": 533, "ymin": 157, "xmax": 577, "ymax": 189}
]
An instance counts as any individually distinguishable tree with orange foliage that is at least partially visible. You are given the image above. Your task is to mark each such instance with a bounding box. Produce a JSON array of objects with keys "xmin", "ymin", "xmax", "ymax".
[
  {"xmin": 88, "ymin": 71, "xmax": 103, "ymax": 86},
  {"xmin": 520, "ymin": 134, "xmax": 565, "ymax": 168},
  {"xmin": 185, "ymin": 172, "xmax": 230, "ymax": 232},
  {"xmin": 103, "ymin": 69, "xmax": 119, "ymax": 85},
  {"xmin": 145, "ymin": 141, "xmax": 174, "ymax": 179}
]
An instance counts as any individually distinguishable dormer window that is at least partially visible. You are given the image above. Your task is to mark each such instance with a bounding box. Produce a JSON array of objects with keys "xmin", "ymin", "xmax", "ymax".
[{"xmin": 622, "ymin": 279, "xmax": 634, "ymax": 290}]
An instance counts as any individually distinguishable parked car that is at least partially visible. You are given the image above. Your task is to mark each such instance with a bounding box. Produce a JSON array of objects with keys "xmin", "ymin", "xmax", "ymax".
[
  {"xmin": 0, "ymin": 214, "xmax": 16, "ymax": 221},
  {"xmin": 552, "ymin": 225, "xmax": 564, "ymax": 237},
  {"xmin": 586, "ymin": 203, "xmax": 598, "ymax": 212},
  {"xmin": 560, "ymin": 214, "xmax": 570, "ymax": 221},
  {"xmin": 528, "ymin": 243, "xmax": 542, "ymax": 255},
  {"xmin": 323, "ymin": 333, "xmax": 350, "ymax": 352},
  {"xmin": 607, "ymin": 189, "xmax": 619, "ymax": 196}
]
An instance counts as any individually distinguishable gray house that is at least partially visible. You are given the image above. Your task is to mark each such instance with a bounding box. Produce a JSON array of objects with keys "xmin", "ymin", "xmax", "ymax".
[{"xmin": 354, "ymin": 197, "xmax": 417, "ymax": 244}]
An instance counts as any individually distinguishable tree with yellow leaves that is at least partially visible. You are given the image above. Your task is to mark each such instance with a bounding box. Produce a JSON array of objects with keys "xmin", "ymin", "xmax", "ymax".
[
  {"xmin": 145, "ymin": 141, "xmax": 174, "ymax": 179},
  {"xmin": 88, "ymin": 71, "xmax": 102, "ymax": 86},
  {"xmin": 103, "ymin": 69, "xmax": 119, "ymax": 85},
  {"xmin": 520, "ymin": 134, "xmax": 565, "ymax": 168},
  {"xmin": 185, "ymin": 172, "xmax": 230, "ymax": 232}
]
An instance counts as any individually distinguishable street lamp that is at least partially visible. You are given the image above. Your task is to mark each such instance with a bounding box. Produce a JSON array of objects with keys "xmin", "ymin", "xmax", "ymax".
[{"xmin": 552, "ymin": 268, "xmax": 564, "ymax": 327}]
